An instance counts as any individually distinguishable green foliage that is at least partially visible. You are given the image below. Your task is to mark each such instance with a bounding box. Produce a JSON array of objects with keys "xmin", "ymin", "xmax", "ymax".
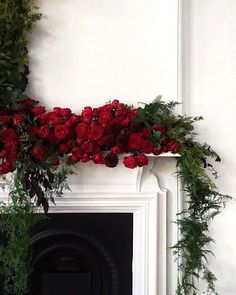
[
  {"xmin": 0, "ymin": 172, "xmax": 42, "ymax": 295},
  {"xmin": 0, "ymin": 0, "xmax": 41, "ymax": 109},
  {"xmin": 137, "ymin": 98, "xmax": 230, "ymax": 294}
]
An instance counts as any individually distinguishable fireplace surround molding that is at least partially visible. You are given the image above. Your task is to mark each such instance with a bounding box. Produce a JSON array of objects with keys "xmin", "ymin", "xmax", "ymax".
[{"xmin": 0, "ymin": 153, "xmax": 180, "ymax": 295}]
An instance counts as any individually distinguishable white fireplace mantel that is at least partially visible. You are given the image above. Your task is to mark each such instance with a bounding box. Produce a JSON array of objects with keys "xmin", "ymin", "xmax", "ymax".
[{"xmin": 0, "ymin": 153, "xmax": 181, "ymax": 295}]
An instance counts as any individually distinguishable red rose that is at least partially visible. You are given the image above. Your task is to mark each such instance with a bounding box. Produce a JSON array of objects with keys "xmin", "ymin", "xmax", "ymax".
[
  {"xmin": 128, "ymin": 133, "xmax": 143, "ymax": 150},
  {"xmin": 70, "ymin": 154, "xmax": 80, "ymax": 163},
  {"xmin": 136, "ymin": 153, "xmax": 148, "ymax": 167},
  {"xmin": 142, "ymin": 127, "xmax": 152, "ymax": 137},
  {"xmin": 112, "ymin": 100, "xmax": 119, "ymax": 108},
  {"xmin": 121, "ymin": 118, "xmax": 130, "ymax": 127},
  {"xmin": 60, "ymin": 108, "xmax": 72, "ymax": 117},
  {"xmin": 93, "ymin": 153, "xmax": 105, "ymax": 164},
  {"xmin": 36, "ymin": 113, "xmax": 48, "ymax": 124},
  {"xmin": 82, "ymin": 107, "xmax": 93, "ymax": 116},
  {"xmin": 123, "ymin": 156, "xmax": 137, "ymax": 169},
  {"xmin": 58, "ymin": 143, "xmax": 70, "ymax": 154},
  {"xmin": 76, "ymin": 123, "xmax": 89, "ymax": 138},
  {"xmin": 0, "ymin": 150, "xmax": 7, "ymax": 158},
  {"xmin": 0, "ymin": 115, "xmax": 10, "ymax": 124},
  {"xmin": 69, "ymin": 114, "xmax": 80, "ymax": 125},
  {"xmin": 2, "ymin": 128, "xmax": 17, "ymax": 139},
  {"xmin": 168, "ymin": 140, "xmax": 180, "ymax": 153},
  {"xmin": 153, "ymin": 147, "xmax": 163, "ymax": 156},
  {"xmin": 28, "ymin": 127, "xmax": 37, "ymax": 136},
  {"xmin": 71, "ymin": 147, "xmax": 81, "ymax": 158},
  {"xmin": 32, "ymin": 106, "xmax": 45, "ymax": 115},
  {"xmin": 53, "ymin": 107, "xmax": 61, "ymax": 114},
  {"xmin": 141, "ymin": 140, "xmax": 154, "ymax": 154},
  {"xmin": 31, "ymin": 145, "xmax": 48, "ymax": 161},
  {"xmin": 130, "ymin": 108, "xmax": 138, "ymax": 118},
  {"xmin": 19, "ymin": 98, "xmax": 36, "ymax": 110},
  {"xmin": 0, "ymin": 161, "xmax": 14, "ymax": 174},
  {"xmin": 89, "ymin": 125, "xmax": 103, "ymax": 141},
  {"xmin": 54, "ymin": 125, "xmax": 69, "ymax": 140},
  {"xmin": 13, "ymin": 113, "xmax": 26, "ymax": 125},
  {"xmin": 82, "ymin": 141, "xmax": 94, "ymax": 153},
  {"xmin": 111, "ymin": 146, "xmax": 121, "ymax": 155},
  {"xmin": 47, "ymin": 113, "xmax": 60, "ymax": 126},
  {"xmin": 81, "ymin": 153, "xmax": 90, "ymax": 163},
  {"xmin": 98, "ymin": 111, "xmax": 112, "ymax": 125},
  {"xmin": 4, "ymin": 139, "xmax": 17, "ymax": 151},
  {"xmin": 37, "ymin": 125, "xmax": 50, "ymax": 139}
]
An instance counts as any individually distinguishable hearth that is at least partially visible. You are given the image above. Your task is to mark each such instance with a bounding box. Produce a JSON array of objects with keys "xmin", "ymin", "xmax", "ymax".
[{"xmin": 28, "ymin": 213, "xmax": 133, "ymax": 295}]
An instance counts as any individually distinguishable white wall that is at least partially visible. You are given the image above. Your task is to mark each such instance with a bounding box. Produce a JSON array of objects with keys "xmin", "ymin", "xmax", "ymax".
[
  {"xmin": 28, "ymin": 0, "xmax": 179, "ymax": 110},
  {"xmin": 182, "ymin": 1, "xmax": 236, "ymax": 294}
]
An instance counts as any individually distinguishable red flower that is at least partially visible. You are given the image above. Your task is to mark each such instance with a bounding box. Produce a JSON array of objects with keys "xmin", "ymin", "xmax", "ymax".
[
  {"xmin": 69, "ymin": 114, "xmax": 80, "ymax": 125},
  {"xmin": 0, "ymin": 161, "xmax": 14, "ymax": 174},
  {"xmin": 36, "ymin": 113, "xmax": 48, "ymax": 124},
  {"xmin": 31, "ymin": 145, "xmax": 48, "ymax": 161},
  {"xmin": 81, "ymin": 153, "xmax": 90, "ymax": 163},
  {"xmin": 32, "ymin": 106, "xmax": 45, "ymax": 115},
  {"xmin": 141, "ymin": 140, "xmax": 154, "ymax": 153},
  {"xmin": 54, "ymin": 125, "xmax": 69, "ymax": 140},
  {"xmin": 47, "ymin": 113, "xmax": 60, "ymax": 126},
  {"xmin": 104, "ymin": 152, "xmax": 118, "ymax": 168},
  {"xmin": 142, "ymin": 127, "xmax": 152, "ymax": 137},
  {"xmin": 71, "ymin": 147, "xmax": 81, "ymax": 158},
  {"xmin": 0, "ymin": 115, "xmax": 10, "ymax": 124},
  {"xmin": 98, "ymin": 111, "xmax": 112, "ymax": 125},
  {"xmin": 111, "ymin": 146, "xmax": 121, "ymax": 155},
  {"xmin": 70, "ymin": 154, "xmax": 80, "ymax": 163},
  {"xmin": 53, "ymin": 107, "xmax": 61, "ymax": 114},
  {"xmin": 168, "ymin": 140, "xmax": 180, "ymax": 153},
  {"xmin": 93, "ymin": 153, "xmax": 105, "ymax": 164},
  {"xmin": 19, "ymin": 98, "xmax": 36, "ymax": 110},
  {"xmin": 58, "ymin": 143, "xmax": 70, "ymax": 154},
  {"xmin": 0, "ymin": 150, "xmax": 7, "ymax": 158},
  {"xmin": 76, "ymin": 123, "xmax": 89, "ymax": 138},
  {"xmin": 128, "ymin": 133, "xmax": 143, "ymax": 150},
  {"xmin": 2, "ymin": 128, "xmax": 17, "ymax": 139},
  {"xmin": 28, "ymin": 127, "xmax": 37, "ymax": 136},
  {"xmin": 4, "ymin": 139, "xmax": 17, "ymax": 151},
  {"xmin": 123, "ymin": 156, "xmax": 137, "ymax": 169},
  {"xmin": 89, "ymin": 125, "xmax": 103, "ymax": 141},
  {"xmin": 153, "ymin": 147, "xmax": 163, "ymax": 156},
  {"xmin": 13, "ymin": 113, "xmax": 26, "ymax": 125},
  {"xmin": 82, "ymin": 107, "xmax": 93, "ymax": 116},
  {"xmin": 60, "ymin": 108, "xmax": 72, "ymax": 117},
  {"xmin": 112, "ymin": 100, "xmax": 119, "ymax": 108},
  {"xmin": 37, "ymin": 125, "xmax": 50, "ymax": 139},
  {"xmin": 136, "ymin": 153, "xmax": 148, "ymax": 167}
]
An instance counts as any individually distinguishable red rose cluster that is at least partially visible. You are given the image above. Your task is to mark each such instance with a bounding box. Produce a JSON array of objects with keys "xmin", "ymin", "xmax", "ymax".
[{"xmin": 0, "ymin": 98, "xmax": 180, "ymax": 175}]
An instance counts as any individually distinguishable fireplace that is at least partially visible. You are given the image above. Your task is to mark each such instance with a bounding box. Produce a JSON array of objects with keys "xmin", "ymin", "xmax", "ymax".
[
  {"xmin": 29, "ymin": 213, "xmax": 133, "ymax": 295},
  {"xmin": 0, "ymin": 154, "xmax": 180, "ymax": 295}
]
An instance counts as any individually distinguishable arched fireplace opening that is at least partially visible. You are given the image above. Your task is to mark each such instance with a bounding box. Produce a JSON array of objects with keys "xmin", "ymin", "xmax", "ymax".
[{"xmin": 28, "ymin": 213, "xmax": 133, "ymax": 295}]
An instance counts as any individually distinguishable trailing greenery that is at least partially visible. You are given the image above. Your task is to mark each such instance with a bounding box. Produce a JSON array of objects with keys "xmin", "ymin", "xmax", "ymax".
[
  {"xmin": 0, "ymin": 1, "xmax": 230, "ymax": 295},
  {"xmin": 136, "ymin": 99, "xmax": 230, "ymax": 294}
]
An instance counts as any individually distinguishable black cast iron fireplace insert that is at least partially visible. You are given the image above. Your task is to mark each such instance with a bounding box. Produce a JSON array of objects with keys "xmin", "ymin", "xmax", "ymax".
[{"xmin": 28, "ymin": 213, "xmax": 133, "ymax": 295}]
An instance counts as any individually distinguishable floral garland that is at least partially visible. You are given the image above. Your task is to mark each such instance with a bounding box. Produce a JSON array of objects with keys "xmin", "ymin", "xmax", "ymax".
[{"xmin": 0, "ymin": 1, "xmax": 230, "ymax": 295}]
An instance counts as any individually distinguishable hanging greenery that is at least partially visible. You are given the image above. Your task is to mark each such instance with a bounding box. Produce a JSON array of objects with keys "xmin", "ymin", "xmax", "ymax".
[{"xmin": 0, "ymin": 1, "xmax": 230, "ymax": 295}]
